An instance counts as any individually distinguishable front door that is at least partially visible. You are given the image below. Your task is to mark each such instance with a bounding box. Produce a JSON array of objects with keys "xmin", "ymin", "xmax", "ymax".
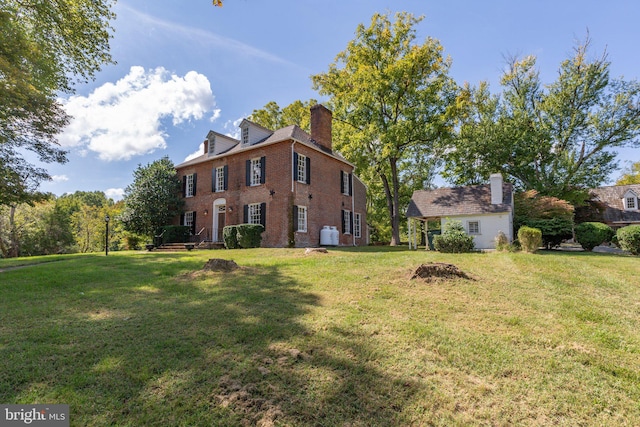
[{"xmin": 216, "ymin": 205, "xmax": 226, "ymax": 242}]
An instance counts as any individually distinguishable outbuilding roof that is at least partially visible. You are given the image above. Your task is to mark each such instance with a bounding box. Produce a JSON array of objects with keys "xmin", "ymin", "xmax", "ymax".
[
  {"xmin": 590, "ymin": 184, "xmax": 640, "ymax": 224},
  {"xmin": 407, "ymin": 183, "xmax": 513, "ymax": 219}
]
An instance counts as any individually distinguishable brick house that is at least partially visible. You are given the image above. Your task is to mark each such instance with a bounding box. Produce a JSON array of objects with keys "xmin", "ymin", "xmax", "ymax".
[{"xmin": 174, "ymin": 104, "xmax": 368, "ymax": 247}]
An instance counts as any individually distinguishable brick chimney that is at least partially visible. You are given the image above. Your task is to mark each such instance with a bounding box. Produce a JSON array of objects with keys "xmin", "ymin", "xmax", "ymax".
[
  {"xmin": 490, "ymin": 173, "xmax": 503, "ymax": 205},
  {"xmin": 310, "ymin": 104, "xmax": 332, "ymax": 152}
]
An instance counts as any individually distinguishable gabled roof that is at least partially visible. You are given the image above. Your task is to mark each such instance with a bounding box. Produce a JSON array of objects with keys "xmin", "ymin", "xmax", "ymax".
[
  {"xmin": 175, "ymin": 124, "xmax": 351, "ymax": 169},
  {"xmin": 590, "ymin": 184, "xmax": 640, "ymax": 224},
  {"xmin": 407, "ymin": 183, "xmax": 513, "ymax": 219}
]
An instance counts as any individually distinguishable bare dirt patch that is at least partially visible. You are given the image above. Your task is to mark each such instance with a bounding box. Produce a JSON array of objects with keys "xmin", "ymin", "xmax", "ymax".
[{"xmin": 410, "ymin": 262, "xmax": 472, "ymax": 282}]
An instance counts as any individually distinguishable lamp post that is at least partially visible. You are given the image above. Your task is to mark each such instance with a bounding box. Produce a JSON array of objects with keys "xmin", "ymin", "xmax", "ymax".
[{"xmin": 105, "ymin": 214, "xmax": 110, "ymax": 256}]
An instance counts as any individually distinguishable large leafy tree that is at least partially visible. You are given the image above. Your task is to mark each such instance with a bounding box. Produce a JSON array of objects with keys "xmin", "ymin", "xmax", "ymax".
[
  {"xmin": 120, "ymin": 157, "xmax": 184, "ymax": 238},
  {"xmin": 312, "ymin": 12, "xmax": 458, "ymax": 245},
  {"xmin": 616, "ymin": 161, "xmax": 640, "ymax": 185},
  {"xmin": 250, "ymin": 99, "xmax": 318, "ymax": 132},
  {"xmin": 443, "ymin": 39, "xmax": 640, "ymax": 205},
  {"xmin": 0, "ymin": 0, "xmax": 115, "ymax": 206}
]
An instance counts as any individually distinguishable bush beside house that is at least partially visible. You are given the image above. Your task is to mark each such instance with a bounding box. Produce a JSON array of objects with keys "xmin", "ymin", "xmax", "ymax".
[
  {"xmin": 433, "ymin": 220, "xmax": 475, "ymax": 253},
  {"xmin": 223, "ymin": 224, "xmax": 264, "ymax": 249},
  {"xmin": 617, "ymin": 225, "xmax": 640, "ymax": 255},
  {"xmin": 518, "ymin": 226, "xmax": 542, "ymax": 253},
  {"xmin": 574, "ymin": 222, "xmax": 615, "ymax": 251}
]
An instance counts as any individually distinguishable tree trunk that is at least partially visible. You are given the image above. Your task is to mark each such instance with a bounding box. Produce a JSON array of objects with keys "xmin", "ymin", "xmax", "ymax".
[
  {"xmin": 8, "ymin": 205, "xmax": 19, "ymax": 258},
  {"xmin": 380, "ymin": 157, "xmax": 402, "ymax": 246}
]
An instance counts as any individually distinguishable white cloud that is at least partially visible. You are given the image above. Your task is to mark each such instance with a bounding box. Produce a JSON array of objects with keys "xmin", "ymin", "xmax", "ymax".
[
  {"xmin": 60, "ymin": 66, "xmax": 220, "ymax": 161},
  {"xmin": 105, "ymin": 188, "xmax": 125, "ymax": 201},
  {"xmin": 51, "ymin": 174, "xmax": 69, "ymax": 182},
  {"xmin": 184, "ymin": 142, "xmax": 205, "ymax": 162}
]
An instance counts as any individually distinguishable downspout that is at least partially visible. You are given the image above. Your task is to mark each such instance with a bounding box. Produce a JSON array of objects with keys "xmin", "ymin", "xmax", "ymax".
[
  {"xmin": 291, "ymin": 141, "xmax": 295, "ymax": 193},
  {"xmin": 352, "ymin": 169, "xmax": 356, "ymax": 246}
]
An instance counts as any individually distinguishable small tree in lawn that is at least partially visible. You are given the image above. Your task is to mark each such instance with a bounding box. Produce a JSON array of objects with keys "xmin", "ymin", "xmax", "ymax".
[{"xmin": 120, "ymin": 157, "xmax": 184, "ymax": 239}]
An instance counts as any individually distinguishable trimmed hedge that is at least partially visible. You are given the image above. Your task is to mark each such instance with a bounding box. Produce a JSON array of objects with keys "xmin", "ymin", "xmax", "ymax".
[
  {"xmin": 617, "ymin": 225, "xmax": 640, "ymax": 255},
  {"xmin": 518, "ymin": 226, "xmax": 542, "ymax": 253},
  {"xmin": 223, "ymin": 224, "xmax": 264, "ymax": 249},
  {"xmin": 156, "ymin": 225, "xmax": 190, "ymax": 245},
  {"xmin": 519, "ymin": 217, "xmax": 573, "ymax": 249},
  {"xmin": 575, "ymin": 222, "xmax": 614, "ymax": 251},
  {"xmin": 433, "ymin": 220, "xmax": 475, "ymax": 253}
]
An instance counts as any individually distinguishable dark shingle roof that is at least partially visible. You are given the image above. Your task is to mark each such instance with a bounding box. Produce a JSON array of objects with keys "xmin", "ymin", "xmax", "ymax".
[
  {"xmin": 407, "ymin": 183, "xmax": 513, "ymax": 219},
  {"xmin": 590, "ymin": 184, "xmax": 640, "ymax": 224}
]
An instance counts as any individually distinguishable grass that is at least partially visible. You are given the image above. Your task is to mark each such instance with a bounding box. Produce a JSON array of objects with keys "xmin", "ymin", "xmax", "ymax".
[{"xmin": 1, "ymin": 247, "xmax": 639, "ymax": 426}]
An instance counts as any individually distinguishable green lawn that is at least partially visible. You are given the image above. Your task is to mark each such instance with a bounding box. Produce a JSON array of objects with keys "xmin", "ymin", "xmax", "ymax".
[{"xmin": 1, "ymin": 248, "xmax": 639, "ymax": 426}]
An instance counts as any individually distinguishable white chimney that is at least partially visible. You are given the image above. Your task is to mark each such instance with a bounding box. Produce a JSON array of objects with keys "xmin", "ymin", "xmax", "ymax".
[{"xmin": 490, "ymin": 173, "xmax": 503, "ymax": 205}]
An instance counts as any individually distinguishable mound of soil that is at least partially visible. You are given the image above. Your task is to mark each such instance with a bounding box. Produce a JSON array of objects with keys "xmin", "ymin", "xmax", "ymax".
[
  {"xmin": 203, "ymin": 258, "xmax": 239, "ymax": 272},
  {"xmin": 410, "ymin": 262, "xmax": 470, "ymax": 281}
]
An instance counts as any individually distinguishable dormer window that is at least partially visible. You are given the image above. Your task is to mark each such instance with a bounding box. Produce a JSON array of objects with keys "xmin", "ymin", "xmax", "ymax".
[
  {"xmin": 208, "ymin": 135, "xmax": 215, "ymax": 156},
  {"xmin": 623, "ymin": 191, "xmax": 638, "ymax": 210},
  {"xmin": 242, "ymin": 126, "xmax": 249, "ymax": 145}
]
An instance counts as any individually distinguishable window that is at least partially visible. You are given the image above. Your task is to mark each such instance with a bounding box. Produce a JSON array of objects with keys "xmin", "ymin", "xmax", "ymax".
[
  {"xmin": 184, "ymin": 173, "xmax": 196, "ymax": 197},
  {"xmin": 354, "ymin": 213, "xmax": 361, "ymax": 238},
  {"xmin": 626, "ymin": 197, "xmax": 636, "ymax": 210},
  {"xmin": 182, "ymin": 211, "xmax": 196, "ymax": 235},
  {"xmin": 297, "ymin": 154, "xmax": 307, "ymax": 183},
  {"xmin": 247, "ymin": 203, "xmax": 262, "ymax": 225},
  {"xmin": 296, "ymin": 206, "xmax": 307, "ymax": 232},
  {"xmin": 342, "ymin": 210, "xmax": 352, "ymax": 235},
  {"xmin": 340, "ymin": 171, "xmax": 352, "ymax": 196},
  {"xmin": 468, "ymin": 220, "xmax": 480, "ymax": 235},
  {"xmin": 215, "ymin": 166, "xmax": 225, "ymax": 192},
  {"xmin": 246, "ymin": 157, "xmax": 265, "ymax": 186},
  {"xmin": 208, "ymin": 135, "xmax": 215, "ymax": 155},
  {"xmin": 242, "ymin": 126, "xmax": 249, "ymax": 145}
]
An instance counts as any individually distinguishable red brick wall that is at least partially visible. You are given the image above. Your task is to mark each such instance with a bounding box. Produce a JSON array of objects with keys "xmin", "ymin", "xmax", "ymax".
[{"xmin": 176, "ymin": 139, "xmax": 367, "ymax": 248}]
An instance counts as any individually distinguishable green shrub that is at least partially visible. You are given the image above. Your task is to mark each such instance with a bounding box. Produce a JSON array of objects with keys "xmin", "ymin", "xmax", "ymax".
[
  {"xmin": 124, "ymin": 233, "xmax": 143, "ymax": 250},
  {"xmin": 575, "ymin": 222, "xmax": 615, "ymax": 251},
  {"xmin": 518, "ymin": 226, "xmax": 542, "ymax": 253},
  {"xmin": 223, "ymin": 224, "xmax": 264, "ymax": 249},
  {"xmin": 157, "ymin": 225, "xmax": 190, "ymax": 244},
  {"xmin": 433, "ymin": 220, "xmax": 475, "ymax": 253},
  {"xmin": 223, "ymin": 226, "xmax": 240, "ymax": 249},
  {"xmin": 520, "ymin": 217, "xmax": 573, "ymax": 249},
  {"xmin": 617, "ymin": 225, "xmax": 640, "ymax": 255}
]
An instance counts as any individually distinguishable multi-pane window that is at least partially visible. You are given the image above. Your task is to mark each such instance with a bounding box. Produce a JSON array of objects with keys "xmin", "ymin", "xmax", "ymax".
[
  {"xmin": 297, "ymin": 206, "xmax": 307, "ymax": 232},
  {"xmin": 242, "ymin": 127, "xmax": 249, "ymax": 145},
  {"xmin": 215, "ymin": 166, "xmax": 225, "ymax": 192},
  {"xmin": 354, "ymin": 213, "xmax": 361, "ymax": 238},
  {"xmin": 297, "ymin": 154, "xmax": 307, "ymax": 183},
  {"xmin": 184, "ymin": 211, "xmax": 194, "ymax": 228},
  {"xmin": 342, "ymin": 172, "xmax": 350, "ymax": 195},
  {"xmin": 185, "ymin": 174, "xmax": 195, "ymax": 197},
  {"xmin": 208, "ymin": 136, "xmax": 215, "ymax": 155},
  {"xmin": 250, "ymin": 158, "xmax": 262, "ymax": 186},
  {"xmin": 468, "ymin": 221, "xmax": 480, "ymax": 235},
  {"xmin": 248, "ymin": 203, "xmax": 261, "ymax": 225},
  {"xmin": 343, "ymin": 210, "xmax": 352, "ymax": 234},
  {"xmin": 626, "ymin": 197, "xmax": 636, "ymax": 209}
]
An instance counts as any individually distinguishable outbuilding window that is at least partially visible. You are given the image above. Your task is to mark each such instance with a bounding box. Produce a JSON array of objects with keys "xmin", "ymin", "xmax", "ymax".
[{"xmin": 467, "ymin": 220, "xmax": 480, "ymax": 235}]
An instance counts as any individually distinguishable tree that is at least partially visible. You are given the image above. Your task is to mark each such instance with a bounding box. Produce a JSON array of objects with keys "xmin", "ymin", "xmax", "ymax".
[
  {"xmin": 0, "ymin": 1, "xmax": 115, "ymax": 206},
  {"xmin": 443, "ymin": 38, "xmax": 640, "ymax": 205},
  {"xmin": 312, "ymin": 12, "xmax": 458, "ymax": 245},
  {"xmin": 616, "ymin": 161, "xmax": 640, "ymax": 185},
  {"xmin": 120, "ymin": 157, "xmax": 184, "ymax": 238},
  {"xmin": 249, "ymin": 99, "xmax": 318, "ymax": 132}
]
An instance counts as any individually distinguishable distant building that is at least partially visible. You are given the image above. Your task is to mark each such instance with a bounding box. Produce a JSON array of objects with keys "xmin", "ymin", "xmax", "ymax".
[
  {"xmin": 407, "ymin": 174, "xmax": 514, "ymax": 250},
  {"xmin": 586, "ymin": 184, "xmax": 640, "ymax": 229},
  {"xmin": 174, "ymin": 105, "xmax": 367, "ymax": 247}
]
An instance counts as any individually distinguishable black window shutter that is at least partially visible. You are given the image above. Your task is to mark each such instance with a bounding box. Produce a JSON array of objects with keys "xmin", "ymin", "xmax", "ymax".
[
  {"xmin": 180, "ymin": 213, "xmax": 185, "ymax": 226},
  {"xmin": 341, "ymin": 210, "xmax": 346, "ymax": 233},
  {"xmin": 293, "ymin": 205, "xmax": 298, "ymax": 232},
  {"xmin": 211, "ymin": 168, "xmax": 216, "ymax": 192},
  {"xmin": 293, "ymin": 152, "xmax": 298, "ymax": 181},
  {"xmin": 245, "ymin": 160, "xmax": 251, "ymax": 186},
  {"xmin": 306, "ymin": 156, "xmax": 311, "ymax": 184},
  {"xmin": 348, "ymin": 173, "xmax": 353, "ymax": 196},
  {"xmin": 182, "ymin": 176, "xmax": 187, "ymax": 197},
  {"xmin": 223, "ymin": 165, "xmax": 228, "ymax": 190},
  {"xmin": 260, "ymin": 202, "xmax": 266, "ymax": 228},
  {"xmin": 192, "ymin": 212, "xmax": 197, "ymax": 235},
  {"xmin": 340, "ymin": 171, "xmax": 344, "ymax": 194},
  {"xmin": 193, "ymin": 173, "xmax": 197, "ymax": 196},
  {"xmin": 243, "ymin": 205, "xmax": 248, "ymax": 223},
  {"xmin": 260, "ymin": 157, "xmax": 266, "ymax": 184},
  {"xmin": 350, "ymin": 211, "xmax": 353, "ymax": 233}
]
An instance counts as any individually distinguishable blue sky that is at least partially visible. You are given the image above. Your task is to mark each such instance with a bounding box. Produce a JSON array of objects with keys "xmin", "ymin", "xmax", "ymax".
[{"xmin": 43, "ymin": 0, "xmax": 640, "ymax": 199}]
